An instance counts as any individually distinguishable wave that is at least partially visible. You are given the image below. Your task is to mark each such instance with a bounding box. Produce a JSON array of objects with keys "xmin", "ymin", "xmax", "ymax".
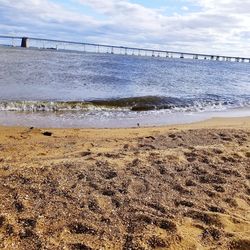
[
  {"xmin": 0, "ymin": 101, "xmax": 93, "ymax": 112},
  {"xmin": 0, "ymin": 96, "xmax": 249, "ymax": 112}
]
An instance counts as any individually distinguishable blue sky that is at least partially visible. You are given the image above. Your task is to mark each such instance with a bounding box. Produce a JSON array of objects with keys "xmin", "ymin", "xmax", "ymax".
[{"xmin": 0, "ymin": 0, "xmax": 250, "ymax": 56}]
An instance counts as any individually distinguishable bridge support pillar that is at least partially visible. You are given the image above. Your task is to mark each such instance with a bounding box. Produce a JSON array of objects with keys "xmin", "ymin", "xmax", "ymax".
[{"xmin": 21, "ymin": 37, "xmax": 29, "ymax": 48}]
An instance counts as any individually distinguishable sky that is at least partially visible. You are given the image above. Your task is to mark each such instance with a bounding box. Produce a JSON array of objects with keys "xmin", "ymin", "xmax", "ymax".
[{"xmin": 0, "ymin": 0, "xmax": 250, "ymax": 57}]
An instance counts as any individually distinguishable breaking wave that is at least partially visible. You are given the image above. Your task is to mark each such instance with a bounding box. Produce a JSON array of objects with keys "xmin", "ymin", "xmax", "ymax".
[{"xmin": 0, "ymin": 95, "xmax": 249, "ymax": 113}]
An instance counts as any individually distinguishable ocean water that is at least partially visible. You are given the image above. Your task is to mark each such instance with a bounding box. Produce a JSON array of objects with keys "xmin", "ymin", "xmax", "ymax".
[{"xmin": 0, "ymin": 46, "xmax": 250, "ymax": 128}]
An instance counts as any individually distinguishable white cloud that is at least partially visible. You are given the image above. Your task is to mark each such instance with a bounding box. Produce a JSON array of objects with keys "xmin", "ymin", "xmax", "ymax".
[
  {"xmin": 181, "ymin": 6, "xmax": 189, "ymax": 11},
  {"xmin": 192, "ymin": 0, "xmax": 250, "ymax": 13},
  {"xmin": 0, "ymin": 0, "xmax": 104, "ymax": 38},
  {"xmin": 0, "ymin": 0, "xmax": 250, "ymax": 57}
]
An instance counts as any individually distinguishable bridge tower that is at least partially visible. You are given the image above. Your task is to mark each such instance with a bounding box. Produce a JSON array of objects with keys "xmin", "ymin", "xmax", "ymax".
[{"xmin": 21, "ymin": 37, "xmax": 29, "ymax": 48}]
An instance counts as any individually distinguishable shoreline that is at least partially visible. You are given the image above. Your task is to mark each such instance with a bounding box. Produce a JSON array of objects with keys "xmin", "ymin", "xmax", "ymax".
[
  {"xmin": 0, "ymin": 116, "xmax": 249, "ymax": 249},
  {"xmin": 0, "ymin": 116, "xmax": 250, "ymax": 131},
  {"xmin": 1, "ymin": 107, "xmax": 250, "ymax": 129}
]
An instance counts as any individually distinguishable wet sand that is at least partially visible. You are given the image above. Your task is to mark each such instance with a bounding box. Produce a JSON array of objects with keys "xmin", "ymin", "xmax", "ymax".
[{"xmin": 0, "ymin": 117, "xmax": 249, "ymax": 250}]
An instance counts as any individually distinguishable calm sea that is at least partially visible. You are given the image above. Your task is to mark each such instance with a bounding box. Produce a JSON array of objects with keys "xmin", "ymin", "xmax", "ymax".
[{"xmin": 0, "ymin": 46, "xmax": 250, "ymax": 128}]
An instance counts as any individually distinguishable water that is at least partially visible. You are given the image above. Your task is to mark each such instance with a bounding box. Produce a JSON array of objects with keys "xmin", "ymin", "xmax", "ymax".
[{"xmin": 0, "ymin": 46, "xmax": 250, "ymax": 128}]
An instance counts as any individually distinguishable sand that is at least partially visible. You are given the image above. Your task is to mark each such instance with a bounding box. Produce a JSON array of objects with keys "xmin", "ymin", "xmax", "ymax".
[{"xmin": 0, "ymin": 117, "xmax": 249, "ymax": 250}]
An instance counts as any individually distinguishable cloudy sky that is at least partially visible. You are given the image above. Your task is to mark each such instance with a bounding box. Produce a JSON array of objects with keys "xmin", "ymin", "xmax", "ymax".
[{"xmin": 0, "ymin": 0, "xmax": 250, "ymax": 57}]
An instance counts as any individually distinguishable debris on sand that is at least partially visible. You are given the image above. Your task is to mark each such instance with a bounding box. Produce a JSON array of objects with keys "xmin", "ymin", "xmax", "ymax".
[{"xmin": 42, "ymin": 131, "xmax": 53, "ymax": 136}]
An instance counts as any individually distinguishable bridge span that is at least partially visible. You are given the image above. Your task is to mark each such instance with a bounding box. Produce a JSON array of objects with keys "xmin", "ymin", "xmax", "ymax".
[{"xmin": 0, "ymin": 35, "xmax": 249, "ymax": 63}]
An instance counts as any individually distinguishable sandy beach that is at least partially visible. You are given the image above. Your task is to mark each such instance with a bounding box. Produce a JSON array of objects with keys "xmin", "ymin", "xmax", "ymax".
[{"xmin": 0, "ymin": 117, "xmax": 249, "ymax": 250}]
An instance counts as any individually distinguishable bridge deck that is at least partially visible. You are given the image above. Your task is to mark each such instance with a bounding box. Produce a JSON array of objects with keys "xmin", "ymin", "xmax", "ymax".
[{"xmin": 0, "ymin": 35, "xmax": 249, "ymax": 62}]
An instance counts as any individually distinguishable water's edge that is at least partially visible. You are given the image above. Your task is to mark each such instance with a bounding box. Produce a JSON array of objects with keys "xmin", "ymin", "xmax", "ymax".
[{"xmin": 1, "ymin": 108, "xmax": 250, "ymax": 128}]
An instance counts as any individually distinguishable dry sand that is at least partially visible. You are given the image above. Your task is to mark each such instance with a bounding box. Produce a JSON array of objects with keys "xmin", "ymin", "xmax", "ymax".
[{"xmin": 0, "ymin": 117, "xmax": 249, "ymax": 250}]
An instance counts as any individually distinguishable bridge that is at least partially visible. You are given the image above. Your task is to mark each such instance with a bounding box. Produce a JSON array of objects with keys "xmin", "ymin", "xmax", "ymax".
[{"xmin": 0, "ymin": 35, "xmax": 249, "ymax": 63}]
